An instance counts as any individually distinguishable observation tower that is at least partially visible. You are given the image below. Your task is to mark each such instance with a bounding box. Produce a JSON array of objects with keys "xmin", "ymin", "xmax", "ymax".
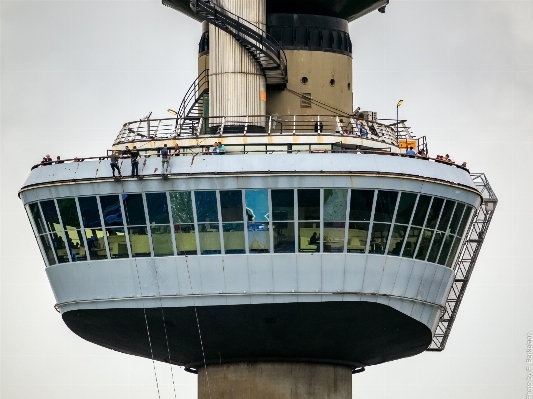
[{"xmin": 20, "ymin": 0, "xmax": 498, "ymax": 398}]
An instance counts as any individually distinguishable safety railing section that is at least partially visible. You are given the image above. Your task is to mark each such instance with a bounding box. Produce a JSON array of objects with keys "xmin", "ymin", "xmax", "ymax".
[
  {"xmin": 427, "ymin": 173, "xmax": 497, "ymax": 351},
  {"xmin": 176, "ymin": 69, "xmax": 209, "ymax": 122},
  {"xmin": 189, "ymin": 0, "xmax": 287, "ymax": 87},
  {"xmin": 113, "ymin": 115, "xmax": 400, "ymax": 146}
]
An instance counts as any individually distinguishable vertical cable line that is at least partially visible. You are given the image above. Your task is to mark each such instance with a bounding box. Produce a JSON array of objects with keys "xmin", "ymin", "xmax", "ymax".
[
  {"xmin": 184, "ymin": 256, "xmax": 212, "ymax": 399},
  {"xmin": 133, "ymin": 259, "xmax": 161, "ymax": 399}
]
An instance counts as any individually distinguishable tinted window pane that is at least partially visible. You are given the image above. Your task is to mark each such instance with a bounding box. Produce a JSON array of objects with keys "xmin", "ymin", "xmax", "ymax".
[
  {"xmin": 223, "ymin": 223, "xmax": 245, "ymax": 254},
  {"xmin": 369, "ymin": 223, "xmax": 390, "ymax": 254},
  {"xmin": 49, "ymin": 232, "xmax": 69, "ymax": 264},
  {"xmin": 437, "ymin": 234, "xmax": 454, "ymax": 265},
  {"xmin": 78, "ymin": 197, "xmax": 102, "ymax": 228},
  {"xmin": 129, "ymin": 226, "xmax": 150, "ymax": 257},
  {"xmin": 446, "ymin": 236, "xmax": 462, "ymax": 267},
  {"xmin": 28, "ymin": 203, "xmax": 46, "ymax": 234},
  {"xmin": 57, "ymin": 198, "xmax": 81, "ymax": 229},
  {"xmin": 151, "ymin": 225, "xmax": 174, "ymax": 257},
  {"xmin": 402, "ymin": 226, "xmax": 421, "ymax": 258},
  {"xmin": 411, "ymin": 195, "xmax": 431, "ymax": 226},
  {"xmin": 220, "ymin": 190, "xmax": 243, "ymax": 222},
  {"xmin": 427, "ymin": 231, "xmax": 445, "ymax": 263},
  {"xmin": 64, "ymin": 229, "xmax": 87, "ymax": 262},
  {"xmin": 298, "ymin": 189, "xmax": 320, "ymax": 221},
  {"xmin": 415, "ymin": 229, "xmax": 434, "ymax": 260},
  {"xmin": 425, "ymin": 197, "xmax": 444, "ymax": 229},
  {"xmin": 387, "ymin": 224, "xmax": 408, "ymax": 256},
  {"xmin": 198, "ymin": 230, "xmax": 221, "ymax": 255},
  {"xmin": 106, "ymin": 227, "xmax": 128, "ymax": 258},
  {"xmin": 245, "ymin": 190, "xmax": 269, "ymax": 223},
  {"xmin": 456, "ymin": 206, "xmax": 473, "ymax": 237},
  {"xmin": 324, "ymin": 222, "xmax": 345, "ymax": 253},
  {"xmin": 437, "ymin": 200, "xmax": 455, "ymax": 231},
  {"xmin": 299, "ymin": 222, "xmax": 320, "ymax": 252},
  {"xmin": 448, "ymin": 203, "xmax": 465, "ymax": 235},
  {"xmin": 40, "ymin": 200, "xmax": 60, "ymax": 232},
  {"xmin": 146, "ymin": 193, "xmax": 170, "ymax": 224},
  {"xmin": 195, "ymin": 191, "xmax": 219, "ymax": 223},
  {"xmin": 100, "ymin": 195, "xmax": 123, "ymax": 227},
  {"xmin": 324, "ymin": 189, "xmax": 348, "ymax": 222},
  {"xmin": 170, "ymin": 192, "xmax": 194, "ymax": 224},
  {"xmin": 123, "ymin": 194, "xmax": 146, "ymax": 226},
  {"xmin": 395, "ymin": 193, "xmax": 417, "ymax": 225},
  {"xmin": 39, "ymin": 234, "xmax": 56, "ymax": 265},
  {"xmin": 84, "ymin": 227, "xmax": 108, "ymax": 260},
  {"xmin": 272, "ymin": 189, "xmax": 294, "ymax": 221},
  {"xmin": 373, "ymin": 191, "xmax": 398, "ymax": 223},
  {"xmin": 349, "ymin": 190, "xmax": 374, "ymax": 221},
  {"xmin": 347, "ymin": 222, "xmax": 369, "ymax": 253}
]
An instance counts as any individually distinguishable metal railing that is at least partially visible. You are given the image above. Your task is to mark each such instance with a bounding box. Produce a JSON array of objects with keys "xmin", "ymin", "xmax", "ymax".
[
  {"xmin": 113, "ymin": 115, "xmax": 401, "ymax": 146},
  {"xmin": 427, "ymin": 173, "xmax": 498, "ymax": 351}
]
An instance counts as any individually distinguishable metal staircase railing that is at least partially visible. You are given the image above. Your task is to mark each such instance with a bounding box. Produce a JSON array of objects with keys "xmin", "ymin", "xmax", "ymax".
[
  {"xmin": 174, "ymin": 69, "xmax": 209, "ymax": 136},
  {"xmin": 427, "ymin": 173, "xmax": 498, "ymax": 351},
  {"xmin": 189, "ymin": 0, "xmax": 287, "ymax": 88}
]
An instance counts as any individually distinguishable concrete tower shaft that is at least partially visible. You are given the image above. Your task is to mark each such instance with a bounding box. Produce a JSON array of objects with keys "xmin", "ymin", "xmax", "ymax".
[{"xmin": 209, "ymin": 0, "xmax": 267, "ymax": 122}]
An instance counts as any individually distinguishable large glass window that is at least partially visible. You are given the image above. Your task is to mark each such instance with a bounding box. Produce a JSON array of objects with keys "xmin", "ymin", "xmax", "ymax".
[
  {"xmin": 28, "ymin": 202, "xmax": 46, "ymax": 235},
  {"xmin": 40, "ymin": 200, "xmax": 68, "ymax": 264},
  {"xmin": 272, "ymin": 189, "xmax": 295, "ymax": 253},
  {"xmin": 394, "ymin": 193, "xmax": 417, "ymax": 225},
  {"xmin": 195, "ymin": 191, "xmax": 220, "ymax": 255},
  {"xmin": 27, "ymin": 203, "xmax": 55, "ymax": 265},
  {"xmin": 220, "ymin": 191, "xmax": 245, "ymax": 254},
  {"xmin": 100, "ymin": 195, "xmax": 128, "ymax": 258},
  {"xmin": 298, "ymin": 189, "xmax": 320, "ymax": 252},
  {"xmin": 57, "ymin": 198, "xmax": 87, "ymax": 262},
  {"xmin": 245, "ymin": 190, "xmax": 270, "ymax": 253},
  {"xmin": 425, "ymin": 197, "xmax": 444, "ymax": 229},
  {"xmin": 411, "ymin": 195, "xmax": 431, "ymax": 227},
  {"xmin": 349, "ymin": 190, "xmax": 374, "ymax": 221},
  {"xmin": 78, "ymin": 196, "xmax": 108, "ymax": 260},
  {"xmin": 373, "ymin": 191, "xmax": 398, "ymax": 223},
  {"xmin": 123, "ymin": 194, "xmax": 150, "ymax": 257},
  {"xmin": 170, "ymin": 192, "xmax": 197, "ymax": 255},
  {"xmin": 323, "ymin": 189, "xmax": 347, "ymax": 253},
  {"xmin": 146, "ymin": 193, "xmax": 173, "ymax": 257}
]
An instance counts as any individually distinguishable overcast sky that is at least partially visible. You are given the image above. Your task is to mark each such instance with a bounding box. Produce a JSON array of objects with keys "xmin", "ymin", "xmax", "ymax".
[{"xmin": 1, "ymin": 1, "xmax": 533, "ymax": 398}]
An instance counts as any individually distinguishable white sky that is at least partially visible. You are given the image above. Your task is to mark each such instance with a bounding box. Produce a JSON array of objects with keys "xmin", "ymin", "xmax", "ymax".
[{"xmin": 1, "ymin": 1, "xmax": 532, "ymax": 398}]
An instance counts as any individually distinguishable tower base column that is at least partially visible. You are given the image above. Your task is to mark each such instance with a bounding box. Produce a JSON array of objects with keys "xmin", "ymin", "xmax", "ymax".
[{"xmin": 198, "ymin": 362, "xmax": 352, "ymax": 399}]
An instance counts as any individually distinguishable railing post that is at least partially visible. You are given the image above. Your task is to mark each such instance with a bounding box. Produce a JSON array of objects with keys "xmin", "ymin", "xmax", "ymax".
[
  {"xmin": 197, "ymin": 117, "xmax": 203, "ymax": 137},
  {"xmin": 293, "ymin": 115, "xmax": 296, "ymax": 134},
  {"xmin": 268, "ymin": 115, "xmax": 272, "ymax": 134},
  {"xmin": 244, "ymin": 115, "xmax": 248, "ymax": 135}
]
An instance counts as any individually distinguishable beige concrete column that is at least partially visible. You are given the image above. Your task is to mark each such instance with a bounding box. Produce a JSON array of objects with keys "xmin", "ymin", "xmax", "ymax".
[
  {"xmin": 209, "ymin": 0, "xmax": 266, "ymax": 123},
  {"xmin": 198, "ymin": 362, "xmax": 352, "ymax": 399}
]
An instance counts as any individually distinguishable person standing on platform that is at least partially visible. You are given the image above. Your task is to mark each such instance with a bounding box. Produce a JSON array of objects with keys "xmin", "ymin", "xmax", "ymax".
[
  {"xmin": 123, "ymin": 145, "xmax": 131, "ymax": 158},
  {"xmin": 406, "ymin": 146, "xmax": 416, "ymax": 157},
  {"xmin": 173, "ymin": 143, "xmax": 180, "ymax": 156},
  {"xmin": 161, "ymin": 144, "xmax": 170, "ymax": 174},
  {"xmin": 217, "ymin": 142, "xmax": 226, "ymax": 155},
  {"xmin": 110, "ymin": 151, "xmax": 122, "ymax": 178},
  {"xmin": 130, "ymin": 146, "xmax": 140, "ymax": 177}
]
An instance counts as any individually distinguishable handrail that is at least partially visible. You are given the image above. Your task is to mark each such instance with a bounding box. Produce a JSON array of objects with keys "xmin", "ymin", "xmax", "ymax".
[{"xmin": 29, "ymin": 148, "xmax": 471, "ymax": 173}]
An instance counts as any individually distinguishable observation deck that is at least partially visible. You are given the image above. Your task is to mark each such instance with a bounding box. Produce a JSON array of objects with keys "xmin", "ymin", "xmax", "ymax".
[{"xmin": 20, "ymin": 112, "xmax": 496, "ymax": 370}]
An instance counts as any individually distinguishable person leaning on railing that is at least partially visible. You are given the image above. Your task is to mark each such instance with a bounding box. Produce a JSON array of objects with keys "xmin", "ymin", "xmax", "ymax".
[{"xmin": 110, "ymin": 151, "xmax": 122, "ymax": 178}]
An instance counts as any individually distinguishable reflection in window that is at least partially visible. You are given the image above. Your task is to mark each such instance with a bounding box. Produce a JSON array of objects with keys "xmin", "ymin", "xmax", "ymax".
[
  {"xmin": 437, "ymin": 234, "xmax": 454, "ymax": 265},
  {"xmin": 402, "ymin": 226, "xmax": 421, "ymax": 258},
  {"xmin": 57, "ymin": 198, "xmax": 81, "ymax": 229},
  {"xmin": 349, "ymin": 190, "xmax": 374, "ymax": 221},
  {"xmin": 123, "ymin": 194, "xmax": 146, "ymax": 226},
  {"xmin": 64, "ymin": 229, "xmax": 88, "ymax": 262},
  {"xmin": 446, "ymin": 237, "xmax": 462, "ymax": 268},
  {"xmin": 49, "ymin": 231, "xmax": 69, "ymax": 264},
  {"xmin": 106, "ymin": 227, "xmax": 128, "ymax": 258},
  {"xmin": 347, "ymin": 222, "xmax": 368, "ymax": 253},
  {"xmin": 245, "ymin": 190, "xmax": 270, "ymax": 253},
  {"xmin": 175, "ymin": 224, "xmax": 197, "ymax": 255},
  {"xmin": 415, "ymin": 229, "xmax": 434, "ymax": 260},
  {"xmin": 437, "ymin": 200, "xmax": 455, "ymax": 231},
  {"xmin": 84, "ymin": 227, "xmax": 108, "ymax": 260},
  {"xmin": 272, "ymin": 190, "xmax": 295, "ymax": 253},
  {"xmin": 198, "ymin": 230, "xmax": 221, "ymax": 255},
  {"xmin": 456, "ymin": 206, "xmax": 473, "ymax": 237},
  {"xmin": 78, "ymin": 197, "xmax": 102, "ymax": 228},
  {"xmin": 373, "ymin": 191, "xmax": 398, "ymax": 223},
  {"xmin": 425, "ymin": 197, "xmax": 444, "ymax": 229},
  {"xmin": 395, "ymin": 193, "xmax": 417, "ymax": 225},
  {"xmin": 298, "ymin": 189, "xmax": 320, "ymax": 221},
  {"xmin": 129, "ymin": 226, "xmax": 151, "ymax": 257},
  {"xmin": 369, "ymin": 223, "xmax": 390, "ymax": 254},
  {"xmin": 220, "ymin": 191, "xmax": 243, "ymax": 222},
  {"xmin": 411, "ymin": 195, "xmax": 431, "ymax": 227},
  {"xmin": 28, "ymin": 203, "xmax": 46, "ymax": 235},
  {"xmin": 100, "ymin": 195, "xmax": 123, "ymax": 227},
  {"xmin": 387, "ymin": 225, "xmax": 408, "ymax": 256},
  {"xmin": 195, "ymin": 191, "xmax": 219, "ymax": 224},
  {"xmin": 146, "ymin": 193, "xmax": 170, "ymax": 225},
  {"xmin": 170, "ymin": 192, "xmax": 194, "ymax": 224},
  {"xmin": 39, "ymin": 234, "xmax": 56, "ymax": 265},
  {"xmin": 448, "ymin": 203, "xmax": 465, "ymax": 235},
  {"xmin": 427, "ymin": 231, "xmax": 444, "ymax": 263},
  {"xmin": 40, "ymin": 200, "xmax": 61, "ymax": 233},
  {"xmin": 323, "ymin": 189, "xmax": 347, "ymax": 253}
]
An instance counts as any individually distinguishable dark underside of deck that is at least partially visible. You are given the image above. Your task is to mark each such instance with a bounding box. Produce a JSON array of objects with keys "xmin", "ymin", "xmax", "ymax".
[{"xmin": 63, "ymin": 301, "xmax": 432, "ymax": 368}]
